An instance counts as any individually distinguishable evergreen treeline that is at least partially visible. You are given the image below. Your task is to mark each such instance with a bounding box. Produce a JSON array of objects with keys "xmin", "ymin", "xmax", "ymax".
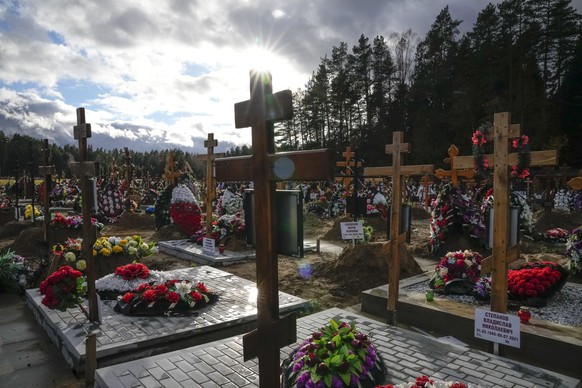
[
  {"xmin": 278, "ymin": 1, "xmax": 582, "ymax": 168},
  {"xmin": 0, "ymin": 131, "xmax": 252, "ymax": 179}
]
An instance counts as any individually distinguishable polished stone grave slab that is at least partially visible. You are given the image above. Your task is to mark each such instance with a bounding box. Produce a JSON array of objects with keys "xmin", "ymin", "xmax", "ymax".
[
  {"xmin": 95, "ymin": 307, "xmax": 579, "ymax": 387},
  {"xmin": 26, "ymin": 266, "xmax": 309, "ymax": 374},
  {"xmin": 361, "ymin": 272, "xmax": 582, "ymax": 380}
]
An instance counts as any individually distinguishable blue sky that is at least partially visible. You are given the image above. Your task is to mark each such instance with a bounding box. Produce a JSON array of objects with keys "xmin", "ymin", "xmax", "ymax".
[{"xmin": 1, "ymin": 0, "xmax": 580, "ymax": 154}]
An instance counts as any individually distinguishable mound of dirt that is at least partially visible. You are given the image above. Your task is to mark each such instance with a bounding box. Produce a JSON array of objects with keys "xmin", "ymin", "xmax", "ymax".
[
  {"xmin": 531, "ymin": 210, "xmax": 582, "ymax": 234},
  {"xmin": 322, "ymin": 216, "xmax": 388, "ymax": 241},
  {"xmin": 0, "ymin": 221, "xmax": 33, "ymax": 239},
  {"xmin": 151, "ymin": 224, "xmax": 190, "ymax": 242},
  {"xmin": 314, "ymin": 242, "xmax": 423, "ymax": 290},
  {"xmin": 102, "ymin": 211, "xmax": 156, "ymax": 232}
]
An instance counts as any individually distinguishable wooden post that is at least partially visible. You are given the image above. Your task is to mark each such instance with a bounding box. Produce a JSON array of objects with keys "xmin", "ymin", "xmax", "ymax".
[
  {"xmin": 123, "ymin": 147, "xmax": 134, "ymax": 210},
  {"xmin": 215, "ymin": 71, "xmax": 334, "ymax": 387},
  {"xmin": 69, "ymin": 108, "xmax": 99, "ymax": 322},
  {"xmin": 38, "ymin": 139, "xmax": 55, "ymax": 242},
  {"xmin": 363, "ymin": 133, "xmax": 433, "ymax": 325},
  {"xmin": 197, "ymin": 133, "xmax": 221, "ymax": 238},
  {"xmin": 164, "ymin": 152, "xmax": 181, "ymax": 186},
  {"xmin": 434, "ymin": 144, "xmax": 476, "ymax": 187}
]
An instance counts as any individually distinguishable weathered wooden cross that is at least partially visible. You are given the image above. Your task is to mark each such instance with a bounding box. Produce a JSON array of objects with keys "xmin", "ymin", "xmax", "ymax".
[
  {"xmin": 364, "ymin": 132, "xmax": 433, "ymax": 324},
  {"xmin": 68, "ymin": 108, "xmax": 100, "ymax": 322},
  {"xmin": 164, "ymin": 152, "xmax": 181, "ymax": 185},
  {"xmin": 197, "ymin": 133, "xmax": 220, "ymax": 238},
  {"xmin": 123, "ymin": 147, "xmax": 135, "ymax": 210},
  {"xmin": 214, "ymin": 71, "xmax": 334, "ymax": 387},
  {"xmin": 435, "ymin": 144, "xmax": 476, "ymax": 187},
  {"xmin": 39, "ymin": 139, "xmax": 56, "ymax": 242},
  {"xmin": 335, "ymin": 146, "xmax": 363, "ymax": 188},
  {"xmin": 420, "ymin": 174, "xmax": 432, "ymax": 210},
  {"xmin": 451, "ymin": 112, "xmax": 557, "ymax": 313}
]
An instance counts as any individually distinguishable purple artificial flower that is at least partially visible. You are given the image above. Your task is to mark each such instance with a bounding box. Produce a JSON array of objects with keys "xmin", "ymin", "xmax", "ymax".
[
  {"xmin": 296, "ymin": 371, "xmax": 310, "ymax": 387},
  {"xmin": 331, "ymin": 376, "xmax": 344, "ymax": 388}
]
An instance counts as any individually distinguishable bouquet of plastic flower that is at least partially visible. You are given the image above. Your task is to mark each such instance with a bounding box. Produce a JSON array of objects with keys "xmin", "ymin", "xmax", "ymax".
[
  {"xmin": 39, "ymin": 266, "xmax": 87, "ymax": 312},
  {"xmin": 282, "ymin": 319, "xmax": 386, "ymax": 388},
  {"xmin": 115, "ymin": 279, "xmax": 218, "ymax": 316},
  {"xmin": 565, "ymin": 226, "xmax": 582, "ymax": 274},
  {"xmin": 429, "ymin": 250, "xmax": 484, "ymax": 294}
]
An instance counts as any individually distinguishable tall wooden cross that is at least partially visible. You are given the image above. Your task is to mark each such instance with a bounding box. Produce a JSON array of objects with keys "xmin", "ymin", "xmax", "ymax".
[
  {"xmin": 68, "ymin": 108, "xmax": 99, "ymax": 322},
  {"xmin": 109, "ymin": 159, "xmax": 118, "ymax": 183},
  {"xmin": 214, "ymin": 71, "xmax": 334, "ymax": 387},
  {"xmin": 38, "ymin": 139, "xmax": 55, "ymax": 242},
  {"xmin": 451, "ymin": 112, "xmax": 557, "ymax": 313},
  {"xmin": 434, "ymin": 144, "xmax": 476, "ymax": 187},
  {"xmin": 164, "ymin": 152, "xmax": 181, "ymax": 185},
  {"xmin": 123, "ymin": 147, "xmax": 135, "ymax": 210},
  {"xmin": 336, "ymin": 146, "xmax": 363, "ymax": 188},
  {"xmin": 364, "ymin": 132, "xmax": 433, "ymax": 324},
  {"xmin": 200, "ymin": 133, "xmax": 218, "ymax": 237}
]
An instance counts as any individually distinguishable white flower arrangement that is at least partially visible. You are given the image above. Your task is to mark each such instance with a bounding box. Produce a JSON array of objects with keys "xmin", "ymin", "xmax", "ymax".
[
  {"xmin": 95, "ymin": 270, "xmax": 168, "ymax": 293},
  {"xmin": 553, "ymin": 189, "xmax": 571, "ymax": 212},
  {"xmin": 171, "ymin": 184, "xmax": 197, "ymax": 204},
  {"xmin": 220, "ymin": 188, "xmax": 243, "ymax": 215}
]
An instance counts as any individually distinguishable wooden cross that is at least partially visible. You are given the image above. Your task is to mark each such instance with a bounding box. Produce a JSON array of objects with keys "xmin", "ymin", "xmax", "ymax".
[
  {"xmin": 452, "ymin": 112, "xmax": 557, "ymax": 313},
  {"xmin": 38, "ymin": 139, "xmax": 55, "ymax": 242},
  {"xmin": 434, "ymin": 144, "xmax": 476, "ymax": 187},
  {"xmin": 214, "ymin": 71, "xmax": 334, "ymax": 387},
  {"xmin": 200, "ymin": 133, "xmax": 218, "ymax": 238},
  {"xmin": 109, "ymin": 159, "xmax": 118, "ymax": 183},
  {"xmin": 164, "ymin": 152, "xmax": 181, "ymax": 185},
  {"xmin": 335, "ymin": 146, "xmax": 363, "ymax": 188},
  {"xmin": 363, "ymin": 132, "xmax": 433, "ymax": 324},
  {"xmin": 123, "ymin": 147, "xmax": 134, "ymax": 210},
  {"xmin": 68, "ymin": 108, "xmax": 99, "ymax": 322}
]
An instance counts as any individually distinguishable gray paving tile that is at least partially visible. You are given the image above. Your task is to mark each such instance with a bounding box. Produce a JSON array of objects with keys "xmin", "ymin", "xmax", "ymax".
[
  {"xmin": 25, "ymin": 265, "xmax": 308, "ymax": 374},
  {"xmin": 95, "ymin": 308, "xmax": 580, "ymax": 388}
]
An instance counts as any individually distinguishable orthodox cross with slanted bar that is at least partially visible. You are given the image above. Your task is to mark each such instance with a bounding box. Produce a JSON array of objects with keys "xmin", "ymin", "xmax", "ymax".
[
  {"xmin": 363, "ymin": 132, "xmax": 433, "ymax": 325},
  {"xmin": 214, "ymin": 70, "xmax": 334, "ymax": 387},
  {"xmin": 69, "ymin": 108, "xmax": 100, "ymax": 322}
]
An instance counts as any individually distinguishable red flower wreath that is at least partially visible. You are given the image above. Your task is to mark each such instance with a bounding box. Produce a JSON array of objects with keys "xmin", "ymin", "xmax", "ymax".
[
  {"xmin": 169, "ymin": 201, "xmax": 202, "ymax": 235},
  {"xmin": 115, "ymin": 263, "xmax": 150, "ymax": 281}
]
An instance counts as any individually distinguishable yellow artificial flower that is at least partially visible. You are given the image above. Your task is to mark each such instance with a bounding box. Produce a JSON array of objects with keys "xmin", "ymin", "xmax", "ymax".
[
  {"xmin": 100, "ymin": 248, "xmax": 111, "ymax": 256},
  {"xmin": 119, "ymin": 239, "xmax": 129, "ymax": 247},
  {"xmin": 76, "ymin": 260, "xmax": 87, "ymax": 271},
  {"xmin": 112, "ymin": 245, "xmax": 123, "ymax": 254},
  {"xmin": 93, "ymin": 249, "xmax": 97, "ymax": 256}
]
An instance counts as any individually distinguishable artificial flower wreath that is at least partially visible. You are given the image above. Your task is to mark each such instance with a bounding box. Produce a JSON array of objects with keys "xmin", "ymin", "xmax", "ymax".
[
  {"xmin": 281, "ymin": 319, "xmax": 386, "ymax": 388},
  {"xmin": 114, "ymin": 279, "xmax": 218, "ymax": 316}
]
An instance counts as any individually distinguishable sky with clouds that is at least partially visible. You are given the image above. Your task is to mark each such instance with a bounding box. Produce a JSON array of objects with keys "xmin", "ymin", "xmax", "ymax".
[{"xmin": 1, "ymin": 0, "xmax": 580, "ymax": 155}]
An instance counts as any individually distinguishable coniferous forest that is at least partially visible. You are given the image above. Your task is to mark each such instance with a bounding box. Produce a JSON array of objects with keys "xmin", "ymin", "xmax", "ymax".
[{"xmin": 1, "ymin": 1, "xmax": 581, "ymax": 178}]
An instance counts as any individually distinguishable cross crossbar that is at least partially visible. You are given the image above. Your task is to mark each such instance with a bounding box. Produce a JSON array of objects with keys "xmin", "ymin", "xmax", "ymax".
[
  {"xmin": 215, "ymin": 149, "xmax": 335, "ymax": 182},
  {"xmin": 452, "ymin": 150, "xmax": 558, "ymax": 170},
  {"xmin": 234, "ymin": 89, "xmax": 293, "ymax": 128},
  {"xmin": 364, "ymin": 164, "xmax": 433, "ymax": 177}
]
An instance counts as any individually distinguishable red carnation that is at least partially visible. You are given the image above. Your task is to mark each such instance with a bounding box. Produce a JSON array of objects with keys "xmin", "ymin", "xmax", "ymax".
[
  {"xmin": 122, "ymin": 292, "xmax": 135, "ymax": 303},
  {"xmin": 142, "ymin": 289, "xmax": 157, "ymax": 301},
  {"xmin": 167, "ymin": 292, "xmax": 180, "ymax": 303}
]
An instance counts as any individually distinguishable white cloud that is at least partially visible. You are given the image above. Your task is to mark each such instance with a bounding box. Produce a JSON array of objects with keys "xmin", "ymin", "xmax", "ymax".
[{"xmin": 1, "ymin": 0, "xmax": 579, "ymax": 154}]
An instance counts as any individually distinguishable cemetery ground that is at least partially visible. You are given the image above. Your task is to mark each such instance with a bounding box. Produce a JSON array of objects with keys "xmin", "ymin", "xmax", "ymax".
[{"xmin": 1, "ymin": 207, "xmax": 582, "ymax": 386}]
